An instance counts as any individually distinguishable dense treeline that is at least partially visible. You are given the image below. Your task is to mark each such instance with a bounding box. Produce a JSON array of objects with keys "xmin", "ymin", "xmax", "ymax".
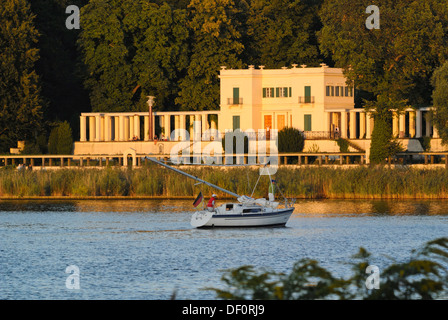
[
  {"xmin": 2, "ymin": 0, "xmax": 448, "ymax": 161},
  {"xmin": 0, "ymin": 0, "xmax": 324, "ymax": 153}
]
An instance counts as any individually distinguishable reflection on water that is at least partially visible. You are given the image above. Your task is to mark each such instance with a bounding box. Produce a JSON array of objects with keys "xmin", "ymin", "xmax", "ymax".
[
  {"xmin": 0, "ymin": 199, "xmax": 447, "ymax": 300},
  {"xmin": 293, "ymin": 199, "xmax": 448, "ymax": 216},
  {"xmin": 2, "ymin": 198, "xmax": 447, "ymax": 216}
]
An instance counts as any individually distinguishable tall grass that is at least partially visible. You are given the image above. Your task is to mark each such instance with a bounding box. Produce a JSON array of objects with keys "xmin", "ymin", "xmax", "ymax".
[{"xmin": 1, "ymin": 165, "xmax": 448, "ymax": 199}]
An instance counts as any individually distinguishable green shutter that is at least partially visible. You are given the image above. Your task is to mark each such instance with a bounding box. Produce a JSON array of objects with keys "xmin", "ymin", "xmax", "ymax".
[
  {"xmin": 263, "ymin": 88, "xmax": 266, "ymax": 98},
  {"xmin": 233, "ymin": 116, "xmax": 240, "ymax": 131},
  {"xmin": 233, "ymin": 87, "xmax": 239, "ymax": 104},
  {"xmin": 289, "ymin": 87, "xmax": 292, "ymax": 97},
  {"xmin": 304, "ymin": 115, "xmax": 312, "ymax": 131},
  {"xmin": 276, "ymin": 87, "xmax": 280, "ymax": 97},
  {"xmin": 305, "ymin": 86, "xmax": 311, "ymax": 103}
]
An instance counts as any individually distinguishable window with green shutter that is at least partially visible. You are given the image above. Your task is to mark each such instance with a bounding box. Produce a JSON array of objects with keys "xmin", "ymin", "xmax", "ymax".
[
  {"xmin": 233, "ymin": 87, "xmax": 239, "ymax": 104},
  {"xmin": 262, "ymin": 88, "xmax": 275, "ymax": 98},
  {"xmin": 233, "ymin": 116, "xmax": 240, "ymax": 131},
  {"xmin": 305, "ymin": 86, "xmax": 311, "ymax": 103},
  {"xmin": 304, "ymin": 114, "xmax": 312, "ymax": 131}
]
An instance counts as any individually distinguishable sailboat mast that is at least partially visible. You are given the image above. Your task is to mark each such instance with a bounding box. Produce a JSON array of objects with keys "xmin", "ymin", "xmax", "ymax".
[{"xmin": 145, "ymin": 157, "xmax": 241, "ymax": 198}]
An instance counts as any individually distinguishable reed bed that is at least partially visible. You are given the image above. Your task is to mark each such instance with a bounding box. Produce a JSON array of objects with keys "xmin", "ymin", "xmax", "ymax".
[{"xmin": 1, "ymin": 165, "xmax": 448, "ymax": 199}]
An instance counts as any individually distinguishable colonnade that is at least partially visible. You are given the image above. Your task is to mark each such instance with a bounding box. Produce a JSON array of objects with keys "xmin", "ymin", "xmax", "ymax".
[
  {"xmin": 79, "ymin": 111, "xmax": 219, "ymax": 142},
  {"xmin": 327, "ymin": 108, "xmax": 436, "ymax": 140}
]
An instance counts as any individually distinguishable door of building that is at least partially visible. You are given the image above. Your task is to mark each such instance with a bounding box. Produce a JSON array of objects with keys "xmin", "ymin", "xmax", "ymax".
[
  {"xmin": 264, "ymin": 115, "xmax": 272, "ymax": 139},
  {"xmin": 277, "ymin": 115, "xmax": 285, "ymax": 131}
]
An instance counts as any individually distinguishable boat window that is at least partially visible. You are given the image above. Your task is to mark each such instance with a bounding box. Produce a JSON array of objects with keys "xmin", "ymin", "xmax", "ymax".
[
  {"xmin": 242, "ymin": 208, "xmax": 262, "ymax": 213},
  {"xmin": 226, "ymin": 204, "xmax": 233, "ymax": 211}
]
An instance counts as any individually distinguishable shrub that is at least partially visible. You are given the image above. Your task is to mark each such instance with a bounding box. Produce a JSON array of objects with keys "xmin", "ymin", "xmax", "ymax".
[
  {"xmin": 48, "ymin": 121, "xmax": 73, "ymax": 154},
  {"xmin": 278, "ymin": 127, "xmax": 304, "ymax": 153},
  {"xmin": 370, "ymin": 111, "xmax": 393, "ymax": 164},
  {"xmin": 208, "ymin": 237, "xmax": 448, "ymax": 300},
  {"xmin": 336, "ymin": 138, "xmax": 349, "ymax": 153}
]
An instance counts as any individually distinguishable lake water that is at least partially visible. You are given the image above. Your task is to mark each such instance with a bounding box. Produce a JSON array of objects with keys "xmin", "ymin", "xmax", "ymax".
[{"xmin": 0, "ymin": 199, "xmax": 447, "ymax": 300}]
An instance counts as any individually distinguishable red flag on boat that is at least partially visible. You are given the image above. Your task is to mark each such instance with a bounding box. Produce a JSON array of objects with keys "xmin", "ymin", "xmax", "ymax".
[{"xmin": 193, "ymin": 192, "xmax": 203, "ymax": 207}]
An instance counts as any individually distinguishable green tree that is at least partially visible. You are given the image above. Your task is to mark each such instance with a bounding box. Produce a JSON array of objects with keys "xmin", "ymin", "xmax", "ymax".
[
  {"xmin": 209, "ymin": 237, "xmax": 448, "ymax": 300},
  {"xmin": 245, "ymin": 0, "xmax": 322, "ymax": 69},
  {"xmin": 176, "ymin": 0, "xmax": 246, "ymax": 111},
  {"xmin": 0, "ymin": 0, "xmax": 45, "ymax": 152},
  {"xmin": 318, "ymin": 0, "xmax": 448, "ymax": 163},
  {"xmin": 432, "ymin": 61, "xmax": 448, "ymax": 145},
  {"xmin": 78, "ymin": 1, "xmax": 190, "ymax": 112},
  {"xmin": 78, "ymin": 0, "xmax": 138, "ymax": 112},
  {"xmin": 48, "ymin": 121, "xmax": 73, "ymax": 154},
  {"xmin": 131, "ymin": 2, "xmax": 190, "ymax": 111}
]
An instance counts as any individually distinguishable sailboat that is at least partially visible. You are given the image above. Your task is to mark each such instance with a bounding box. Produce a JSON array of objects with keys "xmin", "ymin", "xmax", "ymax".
[{"xmin": 146, "ymin": 157, "xmax": 295, "ymax": 228}]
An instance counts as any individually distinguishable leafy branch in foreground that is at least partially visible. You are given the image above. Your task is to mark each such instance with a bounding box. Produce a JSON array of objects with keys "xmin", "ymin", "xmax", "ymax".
[{"xmin": 208, "ymin": 237, "xmax": 448, "ymax": 300}]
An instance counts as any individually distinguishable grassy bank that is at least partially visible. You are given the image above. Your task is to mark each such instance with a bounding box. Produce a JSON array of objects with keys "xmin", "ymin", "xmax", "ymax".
[{"xmin": 1, "ymin": 165, "xmax": 448, "ymax": 199}]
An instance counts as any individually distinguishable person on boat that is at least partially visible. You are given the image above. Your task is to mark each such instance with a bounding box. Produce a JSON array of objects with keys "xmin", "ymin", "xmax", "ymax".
[{"xmin": 207, "ymin": 194, "xmax": 217, "ymax": 212}]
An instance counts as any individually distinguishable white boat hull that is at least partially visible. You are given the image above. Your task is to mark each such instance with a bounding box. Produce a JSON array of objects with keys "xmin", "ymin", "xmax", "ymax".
[{"xmin": 191, "ymin": 207, "xmax": 294, "ymax": 228}]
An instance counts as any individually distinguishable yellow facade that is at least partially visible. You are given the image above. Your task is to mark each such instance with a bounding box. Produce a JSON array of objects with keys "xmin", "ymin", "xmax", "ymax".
[{"xmin": 219, "ymin": 64, "xmax": 355, "ymax": 136}]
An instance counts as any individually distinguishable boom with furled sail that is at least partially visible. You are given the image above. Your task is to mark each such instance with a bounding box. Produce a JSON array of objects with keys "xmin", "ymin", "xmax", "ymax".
[
  {"xmin": 145, "ymin": 157, "xmax": 240, "ymax": 198},
  {"xmin": 145, "ymin": 156, "xmax": 295, "ymax": 227}
]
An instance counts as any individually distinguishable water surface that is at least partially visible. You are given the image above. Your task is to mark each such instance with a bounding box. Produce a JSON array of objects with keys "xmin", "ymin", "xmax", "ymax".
[{"xmin": 0, "ymin": 199, "xmax": 446, "ymax": 299}]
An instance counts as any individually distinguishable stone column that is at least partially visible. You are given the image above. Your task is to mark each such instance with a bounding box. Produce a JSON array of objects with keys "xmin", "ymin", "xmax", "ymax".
[
  {"xmin": 129, "ymin": 116, "xmax": 134, "ymax": 140},
  {"xmin": 95, "ymin": 115, "xmax": 101, "ymax": 142},
  {"xmin": 341, "ymin": 111, "xmax": 347, "ymax": 138},
  {"xmin": 173, "ymin": 115, "xmax": 179, "ymax": 140},
  {"xmin": 144, "ymin": 115, "xmax": 150, "ymax": 141},
  {"xmin": 366, "ymin": 112, "xmax": 372, "ymax": 139},
  {"xmin": 180, "ymin": 114, "xmax": 186, "ymax": 140},
  {"xmin": 104, "ymin": 115, "xmax": 111, "ymax": 141},
  {"xmin": 325, "ymin": 112, "xmax": 331, "ymax": 137},
  {"xmin": 134, "ymin": 115, "xmax": 140, "ymax": 140},
  {"xmin": 349, "ymin": 111, "xmax": 356, "ymax": 139},
  {"xmin": 399, "ymin": 113, "xmax": 406, "ymax": 138},
  {"xmin": 416, "ymin": 109, "xmax": 422, "ymax": 138},
  {"xmin": 189, "ymin": 115, "xmax": 194, "ymax": 140},
  {"xmin": 114, "ymin": 117, "xmax": 120, "ymax": 141},
  {"xmin": 80, "ymin": 116, "xmax": 87, "ymax": 142},
  {"xmin": 201, "ymin": 114, "xmax": 207, "ymax": 136},
  {"xmin": 425, "ymin": 113, "xmax": 431, "ymax": 137},
  {"xmin": 359, "ymin": 112, "xmax": 366, "ymax": 139},
  {"xmin": 89, "ymin": 116, "xmax": 96, "ymax": 142},
  {"xmin": 164, "ymin": 114, "xmax": 171, "ymax": 140},
  {"xmin": 100, "ymin": 116, "xmax": 105, "ymax": 141},
  {"xmin": 124, "ymin": 116, "xmax": 130, "ymax": 141},
  {"xmin": 119, "ymin": 115, "xmax": 125, "ymax": 141},
  {"xmin": 409, "ymin": 111, "xmax": 416, "ymax": 138},
  {"xmin": 392, "ymin": 111, "xmax": 399, "ymax": 137}
]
